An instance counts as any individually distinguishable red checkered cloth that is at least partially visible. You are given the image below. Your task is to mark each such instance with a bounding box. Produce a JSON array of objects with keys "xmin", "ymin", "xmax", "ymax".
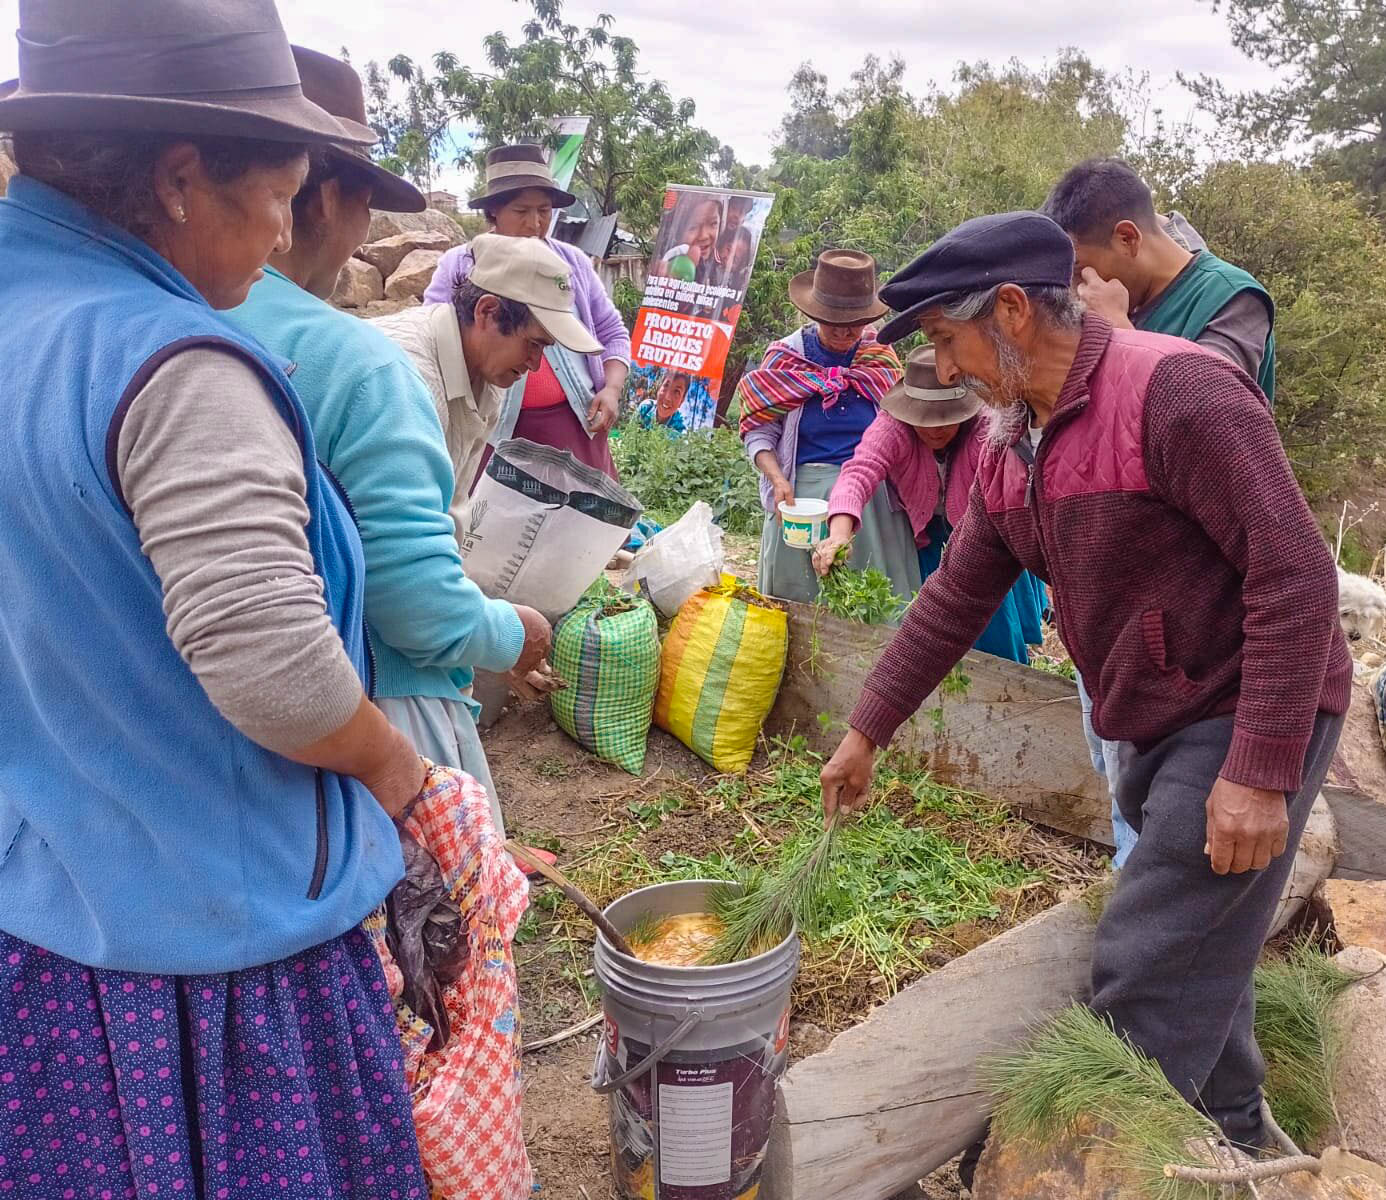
[{"xmin": 367, "ymin": 763, "xmax": 532, "ymax": 1200}]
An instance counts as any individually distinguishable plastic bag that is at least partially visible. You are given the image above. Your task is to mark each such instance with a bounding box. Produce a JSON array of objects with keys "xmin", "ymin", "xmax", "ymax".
[
  {"xmin": 620, "ymin": 500, "xmax": 724, "ymax": 619},
  {"xmin": 457, "ymin": 437, "xmax": 643, "ymax": 622},
  {"xmin": 366, "ymin": 763, "xmax": 532, "ymax": 1200},
  {"xmin": 654, "ymin": 576, "xmax": 788, "ymax": 773},
  {"xmin": 551, "ymin": 586, "xmax": 661, "ymax": 774},
  {"xmin": 384, "ymin": 827, "xmax": 466, "ymax": 1052}
]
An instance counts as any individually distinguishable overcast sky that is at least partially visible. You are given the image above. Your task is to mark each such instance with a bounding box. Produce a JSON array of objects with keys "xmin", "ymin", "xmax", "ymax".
[{"xmin": 0, "ymin": 0, "xmax": 1283, "ymax": 192}]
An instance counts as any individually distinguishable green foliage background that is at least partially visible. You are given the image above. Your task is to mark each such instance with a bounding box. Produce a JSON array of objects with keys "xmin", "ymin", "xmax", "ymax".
[{"xmin": 366, "ymin": 2, "xmax": 1386, "ymax": 505}]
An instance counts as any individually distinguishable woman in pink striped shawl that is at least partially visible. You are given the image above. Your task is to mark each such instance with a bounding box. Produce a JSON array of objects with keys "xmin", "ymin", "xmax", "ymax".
[{"xmin": 736, "ymin": 250, "xmax": 919, "ymax": 605}]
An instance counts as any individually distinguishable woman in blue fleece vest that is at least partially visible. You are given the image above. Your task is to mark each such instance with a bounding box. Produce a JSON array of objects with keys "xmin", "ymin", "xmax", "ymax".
[{"xmin": 0, "ymin": 2, "xmax": 431, "ymax": 1194}]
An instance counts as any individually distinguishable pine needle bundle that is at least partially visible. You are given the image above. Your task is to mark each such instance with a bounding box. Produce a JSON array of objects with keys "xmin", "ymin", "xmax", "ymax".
[
  {"xmin": 701, "ymin": 815, "xmax": 840, "ymax": 965},
  {"xmin": 1255, "ymin": 938, "xmax": 1363, "ymax": 1147},
  {"xmin": 981, "ymin": 1004, "xmax": 1222, "ymax": 1199}
]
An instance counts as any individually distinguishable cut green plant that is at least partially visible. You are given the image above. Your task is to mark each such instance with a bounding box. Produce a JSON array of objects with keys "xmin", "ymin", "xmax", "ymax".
[
  {"xmin": 816, "ymin": 547, "xmax": 905, "ymax": 625},
  {"xmin": 981, "ymin": 943, "xmax": 1371, "ymax": 1196},
  {"xmin": 531, "ymin": 740, "xmax": 1100, "ymax": 1029}
]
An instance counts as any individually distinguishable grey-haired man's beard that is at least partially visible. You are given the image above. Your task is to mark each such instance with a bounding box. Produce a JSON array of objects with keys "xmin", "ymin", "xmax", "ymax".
[{"xmin": 967, "ymin": 326, "xmax": 1031, "ymax": 447}]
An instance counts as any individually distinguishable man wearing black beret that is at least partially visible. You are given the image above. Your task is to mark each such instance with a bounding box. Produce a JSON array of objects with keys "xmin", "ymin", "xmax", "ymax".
[{"xmin": 820, "ymin": 211, "xmax": 1349, "ymax": 1152}]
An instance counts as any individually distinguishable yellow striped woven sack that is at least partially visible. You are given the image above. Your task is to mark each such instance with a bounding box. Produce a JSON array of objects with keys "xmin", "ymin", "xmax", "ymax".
[{"xmin": 653, "ymin": 576, "xmax": 788, "ymax": 773}]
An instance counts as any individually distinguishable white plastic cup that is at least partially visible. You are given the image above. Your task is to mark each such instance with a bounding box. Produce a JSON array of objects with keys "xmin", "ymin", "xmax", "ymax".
[{"xmin": 777, "ymin": 498, "xmax": 829, "ymax": 548}]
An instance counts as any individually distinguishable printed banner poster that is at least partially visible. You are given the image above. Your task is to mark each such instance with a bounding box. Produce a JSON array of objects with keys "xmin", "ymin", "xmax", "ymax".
[
  {"xmin": 548, "ymin": 116, "xmax": 590, "ymax": 193},
  {"xmin": 630, "ymin": 184, "xmax": 774, "ymax": 432}
]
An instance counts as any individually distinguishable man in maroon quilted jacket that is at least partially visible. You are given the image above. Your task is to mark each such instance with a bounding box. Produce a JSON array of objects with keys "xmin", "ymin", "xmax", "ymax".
[{"xmin": 821, "ymin": 211, "xmax": 1350, "ymax": 1151}]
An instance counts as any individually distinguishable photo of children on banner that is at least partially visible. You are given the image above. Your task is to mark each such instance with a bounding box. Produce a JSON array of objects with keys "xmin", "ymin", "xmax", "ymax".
[
  {"xmin": 627, "ymin": 365, "xmax": 716, "ymax": 432},
  {"xmin": 636, "ymin": 370, "xmax": 692, "ymax": 433},
  {"xmin": 649, "ymin": 189, "xmax": 773, "ymax": 319}
]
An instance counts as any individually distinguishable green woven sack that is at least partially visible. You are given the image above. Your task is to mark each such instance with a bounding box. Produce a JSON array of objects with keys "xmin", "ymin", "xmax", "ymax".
[{"xmin": 550, "ymin": 589, "xmax": 661, "ymax": 775}]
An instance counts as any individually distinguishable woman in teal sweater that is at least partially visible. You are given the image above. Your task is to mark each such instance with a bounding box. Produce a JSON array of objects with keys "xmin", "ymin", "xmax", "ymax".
[{"xmin": 230, "ymin": 50, "xmax": 552, "ymax": 838}]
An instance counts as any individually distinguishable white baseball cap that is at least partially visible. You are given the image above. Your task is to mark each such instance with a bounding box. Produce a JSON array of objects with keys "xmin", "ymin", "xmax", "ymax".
[{"xmin": 468, "ymin": 233, "xmax": 603, "ymax": 355}]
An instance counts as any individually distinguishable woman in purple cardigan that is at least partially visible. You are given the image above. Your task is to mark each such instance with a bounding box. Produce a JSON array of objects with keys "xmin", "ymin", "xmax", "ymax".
[
  {"xmin": 424, "ymin": 144, "xmax": 630, "ymax": 479},
  {"xmin": 814, "ymin": 346, "xmax": 1045, "ymax": 663}
]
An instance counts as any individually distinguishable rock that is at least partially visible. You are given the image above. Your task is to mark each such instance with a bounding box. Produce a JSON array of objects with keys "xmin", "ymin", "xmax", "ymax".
[
  {"xmin": 1323, "ymin": 879, "xmax": 1386, "ymax": 954},
  {"xmin": 972, "ymin": 1116, "xmax": 1386, "ymax": 1199},
  {"xmin": 384, "ymin": 249, "xmax": 444, "ymax": 300},
  {"xmin": 1319, "ymin": 946, "xmax": 1386, "ymax": 1165},
  {"xmin": 355, "ymin": 230, "xmax": 454, "ymax": 280},
  {"xmin": 1320, "ymin": 1147, "xmax": 1386, "ymax": 1187},
  {"xmin": 367, "ymin": 207, "xmax": 463, "ymax": 247},
  {"xmin": 329, "ymin": 258, "xmax": 384, "ymax": 310}
]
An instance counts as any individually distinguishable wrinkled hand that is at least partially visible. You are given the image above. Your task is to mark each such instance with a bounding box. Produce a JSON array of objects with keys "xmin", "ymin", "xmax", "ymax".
[
  {"xmin": 1076, "ymin": 268, "xmax": 1133, "ymax": 328},
  {"xmin": 820, "ymin": 728, "xmax": 877, "ymax": 826},
  {"xmin": 1205, "ymin": 776, "xmax": 1289, "ymax": 875},
  {"xmin": 508, "ymin": 661, "xmax": 566, "ymax": 701},
  {"xmin": 360, "ymin": 729, "xmax": 428, "ymax": 820},
  {"xmin": 769, "ymin": 477, "xmax": 795, "ymax": 511},
  {"xmin": 587, "ymin": 385, "xmax": 620, "ymax": 434},
  {"xmin": 812, "ymin": 531, "xmax": 852, "ymax": 577},
  {"xmin": 512, "ymin": 604, "xmax": 553, "ymax": 675}
]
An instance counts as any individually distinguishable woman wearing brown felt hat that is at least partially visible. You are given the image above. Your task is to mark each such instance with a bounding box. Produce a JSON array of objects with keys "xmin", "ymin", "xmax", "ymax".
[
  {"xmin": 814, "ymin": 345, "xmax": 1048, "ymax": 664},
  {"xmin": 0, "ymin": 1, "xmax": 436, "ymax": 1193},
  {"xmin": 734, "ymin": 248, "xmax": 922, "ymax": 605}
]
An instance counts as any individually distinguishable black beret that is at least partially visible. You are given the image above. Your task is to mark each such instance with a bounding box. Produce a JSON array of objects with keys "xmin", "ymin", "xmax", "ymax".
[{"xmin": 877, "ymin": 211, "xmax": 1076, "ymax": 343}]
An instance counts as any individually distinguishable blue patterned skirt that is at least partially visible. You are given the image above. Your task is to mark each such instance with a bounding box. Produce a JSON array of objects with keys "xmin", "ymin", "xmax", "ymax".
[{"xmin": 0, "ymin": 926, "xmax": 424, "ymax": 1199}]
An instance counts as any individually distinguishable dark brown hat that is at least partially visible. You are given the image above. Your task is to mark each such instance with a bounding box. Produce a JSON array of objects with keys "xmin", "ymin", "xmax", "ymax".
[
  {"xmin": 468, "ymin": 143, "xmax": 577, "ymax": 211},
  {"xmin": 0, "ymin": 0, "xmax": 371, "ymax": 147},
  {"xmin": 787, "ymin": 249, "xmax": 889, "ymax": 325},
  {"xmin": 291, "ymin": 47, "xmax": 424, "ymax": 213},
  {"xmin": 879, "ymin": 345, "xmax": 984, "ymax": 428}
]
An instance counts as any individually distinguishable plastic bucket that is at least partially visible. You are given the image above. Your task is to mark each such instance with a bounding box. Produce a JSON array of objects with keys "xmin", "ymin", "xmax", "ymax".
[
  {"xmin": 593, "ymin": 879, "xmax": 800, "ymax": 1200},
  {"xmin": 777, "ymin": 498, "xmax": 828, "ymax": 549}
]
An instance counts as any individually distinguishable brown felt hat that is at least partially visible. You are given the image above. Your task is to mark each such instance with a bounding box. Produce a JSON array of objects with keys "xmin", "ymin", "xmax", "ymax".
[
  {"xmin": 291, "ymin": 47, "xmax": 424, "ymax": 213},
  {"xmin": 468, "ymin": 143, "xmax": 577, "ymax": 211},
  {"xmin": 0, "ymin": 0, "xmax": 373, "ymax": 148},
  {"xmin": 880, "ymin": 346, "xmax": 984, "ymax": 428},
  {"xmin": 787, "ymin": 249, "xmax": 889, "ymax": 325}
]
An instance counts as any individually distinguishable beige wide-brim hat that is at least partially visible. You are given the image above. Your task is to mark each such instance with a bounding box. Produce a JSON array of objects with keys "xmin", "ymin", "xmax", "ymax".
[
  {"xmin": 880, "ymin": 345, "xmax": 984, "ymax": 428},
  {"xmin": 787, "ymin": 248, "xmax": 890, "ymax": 325},
  {"xmin": 0, "ymin": 0, "xmax": 373, "ymax": 148},
  {"xmin": 468, "ymin": 143, "xmax": 577, "ymax": 211},
  {"xmin": 469, "ymin": 232, "xmax": 602, "ymax": 355}
]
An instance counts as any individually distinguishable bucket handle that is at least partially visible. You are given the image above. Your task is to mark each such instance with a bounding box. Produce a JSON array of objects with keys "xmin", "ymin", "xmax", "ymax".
[{"xmin": 590, "ymin": 1010, "xmax": 703, "ymax": 1095}]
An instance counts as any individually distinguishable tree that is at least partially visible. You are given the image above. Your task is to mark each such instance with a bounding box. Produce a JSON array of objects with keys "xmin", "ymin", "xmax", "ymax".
[
  {"xmin": 1184, "ymin": 0, "xmax": 1386, "ymax": 199},
  {"xmin": 778, "ymin": 64, "xmax": 850, "ymax": 160},
  {"xmin": 424, "ymin": 0, "xmax": 720, "ymax": 242},
  {"xmin": 1173, "ymin": 161, "xmax": 1386, "ymax": 497},
  {"xmin": 359, "ymin": 52, "xmax": 453, "ymax": 189}
]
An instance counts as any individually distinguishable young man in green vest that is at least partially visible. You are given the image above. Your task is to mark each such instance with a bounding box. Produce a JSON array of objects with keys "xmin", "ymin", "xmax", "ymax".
[
  {"xmin": 1043, "ymin": 157, "xmax": 1278, "ymax": 868},
  {"xmin": 1044, "ymin": 157, "xmax": 1275, "ymax": 404}
]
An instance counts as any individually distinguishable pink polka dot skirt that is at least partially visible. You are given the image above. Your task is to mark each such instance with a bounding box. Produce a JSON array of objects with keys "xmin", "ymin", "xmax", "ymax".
[{"xmin": 0, "ymin": 926, "xmax": 424, "ymax": 1198}]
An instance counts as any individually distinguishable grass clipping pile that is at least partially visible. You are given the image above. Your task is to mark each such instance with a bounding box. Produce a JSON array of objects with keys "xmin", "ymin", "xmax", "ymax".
[{"xmin": 523, "ymin": 738, "xmax": 1106, "ymax": 1034}]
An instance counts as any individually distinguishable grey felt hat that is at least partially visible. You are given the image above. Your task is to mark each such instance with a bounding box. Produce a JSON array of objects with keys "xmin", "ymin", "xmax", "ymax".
[
  {"xmin": 0, "ymin": 0, "xmax": 373, "ymax": 147},
  {"xmin": 880, "ymin": 346, "xmax": 984, "ymax": 428}
]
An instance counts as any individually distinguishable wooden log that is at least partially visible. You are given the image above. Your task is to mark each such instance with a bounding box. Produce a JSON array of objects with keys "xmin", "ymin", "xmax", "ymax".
[
  {"xmin": 761, "ymin": 900, "xmax": 1097, "ymax": 1200},
  {"xmin": 766, "ymin": 602, "xmax": 1112, "ymax": 845}
]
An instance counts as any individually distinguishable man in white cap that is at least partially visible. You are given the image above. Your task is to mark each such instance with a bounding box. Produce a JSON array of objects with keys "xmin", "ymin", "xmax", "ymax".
[{"xmin": 372, "ymin": 232, "xmax": 603, "ymax": 516}]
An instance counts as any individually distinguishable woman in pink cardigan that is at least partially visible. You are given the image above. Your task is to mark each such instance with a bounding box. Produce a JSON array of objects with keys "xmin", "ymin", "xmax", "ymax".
[{"xmin": 813, "ymin": 346, "xmax": 1045, "ymax": 663}]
